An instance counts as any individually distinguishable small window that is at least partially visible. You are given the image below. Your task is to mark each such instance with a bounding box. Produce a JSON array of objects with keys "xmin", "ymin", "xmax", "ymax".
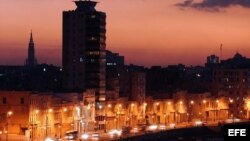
[
  {"xmin": 20, "ymin": 97, "xmax": 24, "ymax": 104},
  {"xmin": 3, "ymin": 97, "xmax": 7, "ymax": 104},
  {"xmin": 91, "ymin": 15, "xmax": 96, "ymax": 19}
]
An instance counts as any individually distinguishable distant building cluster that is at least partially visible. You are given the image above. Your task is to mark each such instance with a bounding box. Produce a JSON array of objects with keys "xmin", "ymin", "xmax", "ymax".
[{"xmin": 1, "ymin": 0, "xmax": 250, "ymax": 140}]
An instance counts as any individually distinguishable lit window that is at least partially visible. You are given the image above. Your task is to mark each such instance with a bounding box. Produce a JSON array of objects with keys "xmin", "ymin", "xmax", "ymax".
[
  {"xmin": 89, "ymin": 51, "xmax": 100, "ymax": 55},
  {"xmin": 80, "ymin": 57, "xmax": 84, "ymax": 62},
  {"xmin": 89, "ymin": 37, "xmax": 97, "ymax": 41}
]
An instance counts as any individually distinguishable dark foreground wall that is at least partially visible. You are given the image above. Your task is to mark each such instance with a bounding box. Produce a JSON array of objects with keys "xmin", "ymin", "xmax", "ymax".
[
  {"xmin": 116, "ymin": 126, "xmax": 222, "ymax": 141},
  {"xmin": 116, "ymin": 122, "xmax": 250, "ymax": 141}
]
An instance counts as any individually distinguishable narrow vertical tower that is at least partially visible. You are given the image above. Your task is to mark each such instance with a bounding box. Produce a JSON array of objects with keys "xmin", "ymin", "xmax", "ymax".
[
  {"xmin": 220, "ymin": 44, "xmax": 223, "ymax": 63},
  {"xmin": 25, "ymin": 31, "xmax": 37, "ymax": 67}
]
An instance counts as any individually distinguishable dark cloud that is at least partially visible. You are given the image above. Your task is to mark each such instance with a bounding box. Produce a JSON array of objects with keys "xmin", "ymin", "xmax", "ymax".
[{"xmin": 176, "ymin": 0, "xmax": 250, "ymax": 11}]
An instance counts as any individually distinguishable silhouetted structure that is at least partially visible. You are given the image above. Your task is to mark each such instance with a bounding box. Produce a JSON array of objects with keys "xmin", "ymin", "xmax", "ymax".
[
  {"xmin": 0, "ymin": 64, "xmax": 61, "ymax": 91},
  {"xmin": 25, "ymin": 32, "xmax": 37, "ymax": 67},
  {"xmin": 220, "ymin": 52, "xmax": 250, "ymax": 69},
  {"xmin": 62, "ymin": 0, "xmax": 106, "ymax": 130},
  {"xmin": 62, "ymin": 0, "xmax": 106, "ymax": 99},
  {"xmin": 205, "ymin": 54, "xmax": 219, "ymax": 68}
]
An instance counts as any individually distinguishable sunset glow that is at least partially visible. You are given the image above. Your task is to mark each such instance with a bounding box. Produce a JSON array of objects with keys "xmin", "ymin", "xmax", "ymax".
[{"xmin": 1, "ymin": 0, "xmax": 250, "ymax": 66}]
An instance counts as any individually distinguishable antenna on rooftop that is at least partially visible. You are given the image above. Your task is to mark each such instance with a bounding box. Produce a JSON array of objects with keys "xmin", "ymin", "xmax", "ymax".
[{"xmin": 220, "ymin": 44, "xmax": 223, "ymax": 63}]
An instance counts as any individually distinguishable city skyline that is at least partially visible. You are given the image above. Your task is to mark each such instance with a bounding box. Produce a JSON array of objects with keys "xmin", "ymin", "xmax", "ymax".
[{"xmin": 1, "ymin": 0, "xmax": 250, "ymax": 67}]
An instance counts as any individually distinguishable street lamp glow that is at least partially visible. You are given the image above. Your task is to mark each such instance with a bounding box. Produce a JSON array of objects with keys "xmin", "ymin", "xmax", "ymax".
[
  {"xmin": 229, "ymin": 99, "xmax": 234, "ymax": 103},
  {"xmin": 63, "ymin": 108, "xmax": 67, "ymax": 112},
  {"xmin": 35, "ymin": 110, "xmax": 39, "ymax": 114},
  {"xmin": 203, "ymin": 100, "xmax": 207, "ymax": 104},
  {"xmin": 144, "ymin": 103, "xmax": 147, "ymax": 106},
  {"xmin": 119, "ymin": 104, "xmax": 122, "ymax": 108},
  {"xmin": 156, "ymin": 102, "xmax": 159, "ymax": 106},
  {"xmin": 190, "ymin": 100, "xmax": 194, "ymax": 104},
  {"xmin": 167, "ymin": 102, "xmax": 171, "ymax": 105},
  {"xmin": 7, "ymin": 111, "xmax": 12, "ymax": 116},
  {"xmin": 48, "ymin": 109, "xmax": 53, "ymax": 113},
  {"xmin": 99, "ymin": 105, "xmax": 103, "ymax": 109},
  {"xmin": 131, "ymin": 103, "xmax": 135, "ymax": 107},
  {"xmin": 180, "ymin": 101, "xmax": 183, "ymax": 105},
  {"xmin": 216, "ymin": 100, "xmax": 219, "ymax": 103},
  {"xmin": 108, "ymin": 104, "xmax": 112, "ymax": 108}
]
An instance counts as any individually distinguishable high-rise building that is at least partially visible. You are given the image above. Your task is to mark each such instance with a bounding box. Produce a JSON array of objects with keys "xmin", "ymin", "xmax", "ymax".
[
  {"xmin": 62, "ymin": 0, "xmax": 106, "ymax": 94},
  {"xmin": 62, "ymin": 0, "xmax": 106, "ymax": 129},
  {"xmin": 25, "ymin": 32, "xmax": 37, "ymax": 67}
]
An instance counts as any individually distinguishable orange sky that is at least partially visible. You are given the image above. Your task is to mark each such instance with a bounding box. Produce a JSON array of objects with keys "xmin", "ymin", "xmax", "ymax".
[{"xmin": 1, "ymin": 0, "xmax": 250, "ymax": 67}]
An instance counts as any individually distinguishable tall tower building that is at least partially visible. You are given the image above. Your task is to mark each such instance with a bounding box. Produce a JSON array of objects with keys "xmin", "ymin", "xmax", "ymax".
[
  {"xmin": 62, "ymin": 1, "xmax": 106, "ymax": 101},
  {"xmin": 25, "ymin": 32, "xmax": 37, "ymax": 67}
]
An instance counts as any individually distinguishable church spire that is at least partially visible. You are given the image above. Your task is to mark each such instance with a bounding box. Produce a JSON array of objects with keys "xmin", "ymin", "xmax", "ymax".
[
  {"xmin": 25, "ymin": 31, "xmax": 37, "ymax": 67},
  {"xmin": 30, "ymin": 31, "xmax": 34, "ymax": 44}
]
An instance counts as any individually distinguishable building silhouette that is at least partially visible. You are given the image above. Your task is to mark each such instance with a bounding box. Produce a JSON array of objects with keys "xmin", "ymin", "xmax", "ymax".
[
  {"xmin": 25, "ymin": 32, "xmax": 37, "ymax": 67},
  {"xmin": 205, "ymin": 54, "xmax": 219, "ymax": 68},
  {"xmin": 62, "ymin": 0, "xmax": 106, "ymax": 93},
  {"xmin": 62, "ymin": 0, "xmax": 106, "ymax": 130}
]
